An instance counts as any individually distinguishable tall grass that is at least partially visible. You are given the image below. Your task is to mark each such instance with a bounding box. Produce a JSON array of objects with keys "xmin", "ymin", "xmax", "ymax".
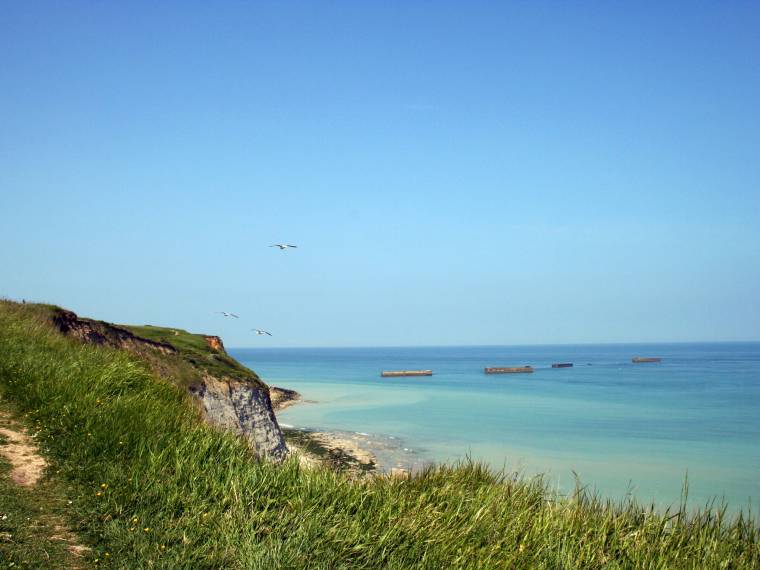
[{"xmin": 0, "ymin": 300, "xmax": 757, "ymax": 568}]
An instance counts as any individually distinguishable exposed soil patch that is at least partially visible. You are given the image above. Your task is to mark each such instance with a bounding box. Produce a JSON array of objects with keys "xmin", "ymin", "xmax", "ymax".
[
  {"xmin": 51, "ymin": 522, "xmax": 92, "ymax": 560},
  {"xmin": 204, "ymin": 335, "xmax": 225, "ymax": 351},
  {"xmin": 52, "ymin": 309, "xmax": 176, "ymax": 355},
  {"xmin": 0, "ymin": 413, "xmax": 47, "ymax": 486}
]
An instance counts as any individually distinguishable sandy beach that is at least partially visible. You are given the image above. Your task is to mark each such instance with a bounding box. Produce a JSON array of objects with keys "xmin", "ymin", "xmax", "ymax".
[{"xmin": 272, "ymin": 386, "xmax": 419, "ymax": 475}]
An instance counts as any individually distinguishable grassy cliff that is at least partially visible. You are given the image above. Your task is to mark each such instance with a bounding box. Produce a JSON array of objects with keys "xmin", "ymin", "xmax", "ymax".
[
  {"xmin": 0, "ymin": 300, "xmax": 758, "ymax": 568},
  {"xmin": 118, "ymin": 323, "xmax": 261, "ymax": 385},
  {"xmin": 32, "ymin": 304, "xmax": 267, "ymax": 395}
]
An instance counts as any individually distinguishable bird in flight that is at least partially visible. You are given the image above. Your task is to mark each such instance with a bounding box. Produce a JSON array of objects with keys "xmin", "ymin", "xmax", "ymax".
[
  {"xmin": 270, "ymin": 244, "xmax": 298, "ymax": 250},
  {"xmin": 216, "ymin": 311, "xmax": 239, "ymax": 318},
  {"xmin": 252, "ymin": 329, "xmax": 272, "ymax": 336}
]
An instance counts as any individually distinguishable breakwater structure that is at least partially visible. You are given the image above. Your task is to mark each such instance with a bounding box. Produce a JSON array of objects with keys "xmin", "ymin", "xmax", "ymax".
[
  {"xmin": 484, "ymin": 366, "xmax": 534, "ymax": 374},
  {"xmin": 632, "ymin": 357, "xmax": 662, "ymax": 363},
  {"xmin": 381, "ymin": 370, "xmax": 433, "ymax": 377}
]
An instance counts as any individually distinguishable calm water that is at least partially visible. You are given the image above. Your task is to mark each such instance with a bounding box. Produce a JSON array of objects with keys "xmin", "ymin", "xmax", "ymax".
[{"xmin": 232, "ymin": 343, "xmax": 760, "ymax": 511}]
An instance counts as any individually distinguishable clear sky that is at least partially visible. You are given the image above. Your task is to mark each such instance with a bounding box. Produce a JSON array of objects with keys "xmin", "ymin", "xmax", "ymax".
[{"xmin": 1, "ymin": 2, "xmax": 759, "ymax": 347}]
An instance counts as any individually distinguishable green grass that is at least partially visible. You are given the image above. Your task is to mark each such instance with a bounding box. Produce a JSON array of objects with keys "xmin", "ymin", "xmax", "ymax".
[
  {"xmin": 14, "ymin": 303, "xmax": 263, "ymax": 389},
  {"xmin": 0, "ymin": 401, "xmax": 84, "ymax": 569},
  {"xmin": 0, "ymin": 300, "xmax": 758, "ymax": 568},
  {"xmin": 119, "ymin": 324, "xmax": 261, "ymax": 385}
]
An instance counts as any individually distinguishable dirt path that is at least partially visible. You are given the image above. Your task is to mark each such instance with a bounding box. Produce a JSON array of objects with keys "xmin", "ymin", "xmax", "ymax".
[
  {"xmin": 0, "ymin": 417, "xmax": 47, "ymax": 486},
  {"xmin": 0, "ymin": 408, "xmax": 90, "ymax": 567}
]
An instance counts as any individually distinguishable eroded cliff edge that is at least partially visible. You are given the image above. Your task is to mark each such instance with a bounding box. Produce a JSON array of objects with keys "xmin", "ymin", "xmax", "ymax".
[{"xmin": 50, "ymin": 309, "xmax": 288, "ymax": 461}]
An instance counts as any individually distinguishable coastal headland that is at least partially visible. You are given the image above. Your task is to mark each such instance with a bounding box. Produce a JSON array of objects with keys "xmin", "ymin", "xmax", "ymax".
[{"xmin": 1, "ymin": 299, "xmax": 757, "ymax": 568}]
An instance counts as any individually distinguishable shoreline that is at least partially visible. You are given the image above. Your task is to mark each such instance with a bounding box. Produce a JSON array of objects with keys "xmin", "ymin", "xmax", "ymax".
[
  {"xmin": 271, "ymin": 386, "xmax": 415, "ymax": 476},
  {"xmin": 282, "ymin": 428, "xmax": 378, "ymax": 475}
]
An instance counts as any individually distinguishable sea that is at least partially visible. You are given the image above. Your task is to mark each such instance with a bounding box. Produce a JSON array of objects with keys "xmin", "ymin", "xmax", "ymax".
[{"xmin": 232, "ymin": 343, "xmax": 760, "ymax": 513}]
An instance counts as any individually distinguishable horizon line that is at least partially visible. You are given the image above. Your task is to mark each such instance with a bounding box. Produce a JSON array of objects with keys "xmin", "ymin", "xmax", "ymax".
[{"xmin": 227, "ymin": 339, "xmax": 760, "ymax": 350}]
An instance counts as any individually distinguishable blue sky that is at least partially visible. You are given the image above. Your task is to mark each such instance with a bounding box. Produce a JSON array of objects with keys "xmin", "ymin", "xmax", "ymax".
[{"xmin": 1, "ymin": 2, "xmax": 759, "ymax": 347}]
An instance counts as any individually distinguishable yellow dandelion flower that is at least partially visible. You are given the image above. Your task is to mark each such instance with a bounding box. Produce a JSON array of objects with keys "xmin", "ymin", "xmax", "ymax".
[
  {"xmin": 100, "ymin": 483, "xmax": 108, "ymax": 489},
  {"xmin": 95, "ymin": 492, "xmax": 102, "ymax": 497},
  {"xmin": 144, "ymin": 527, "xmax": 150, "ymax": 532}
]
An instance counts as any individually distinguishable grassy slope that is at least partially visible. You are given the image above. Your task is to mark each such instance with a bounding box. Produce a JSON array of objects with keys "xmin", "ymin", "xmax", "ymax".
[
  {"xmin": 119, "ymin": 324, "xmax": 260, "ymax": 385},
  {"xmin": 0, "ymin": 401, "xmax": 86, "ymax": 569},
  {"xmin": 0, "ymin": 300, "xmax": 757, "ymax": 569},
  {"xmin": 0, "ymin": 463, "xmax": 79, "ymax": 569},
  {"xmin": 29, "ymin": 304, "xmax": 264, "ymax": 390}
]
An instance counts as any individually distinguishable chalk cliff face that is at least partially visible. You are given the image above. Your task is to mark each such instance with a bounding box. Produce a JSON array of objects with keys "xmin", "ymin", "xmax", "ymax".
[
  {"xmin": 190, "ymin": 377, "xmax": 287, "ymax": 460},
  {"xmin": 51, "ymin": 309, "xmax": 287, "ymax": 461}
]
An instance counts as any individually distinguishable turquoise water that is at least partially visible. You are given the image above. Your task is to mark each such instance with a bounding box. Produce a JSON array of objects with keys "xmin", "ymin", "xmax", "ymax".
[{"xmin": 232, "ymin": 343, "xmax": 760, "ymax": 511}]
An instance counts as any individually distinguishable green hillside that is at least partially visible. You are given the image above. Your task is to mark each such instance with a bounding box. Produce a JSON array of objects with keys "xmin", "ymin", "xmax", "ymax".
[
  {"xmin": 0, "ymin": 300, "xmax": 757, "ymax": 569},
  {"xmin": 119, "ymin": 323, "xmax": 261, "ymax": 384}
]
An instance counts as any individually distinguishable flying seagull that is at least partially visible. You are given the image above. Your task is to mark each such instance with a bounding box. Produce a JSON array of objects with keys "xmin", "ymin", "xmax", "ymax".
[
  {"xmin": 216, "ymin": 311, "xmax": 239, "ymax": 318},
  {"xmin": 252, "ymin": 329, "xmax": 273, "ymax": 336},
  {"xmin": 270, "ymin": 244, "xmax": 298, "ymax": 250}
]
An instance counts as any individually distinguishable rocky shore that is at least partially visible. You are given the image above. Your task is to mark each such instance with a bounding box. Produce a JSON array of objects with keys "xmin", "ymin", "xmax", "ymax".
[
  {"xmin": 271, "ymin": 388, "xmax": 426, "ymax": 477},
  {"xmin": 282, "ymin": 427, "xmax": 377, "ymax": 475},
  {"xmin": 269, "ymin": 387, "xmax": 382, "ymax": 474},
  {"xmin": 269, "ymin": 386, "xmax": 305, "ymax": 412}
]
